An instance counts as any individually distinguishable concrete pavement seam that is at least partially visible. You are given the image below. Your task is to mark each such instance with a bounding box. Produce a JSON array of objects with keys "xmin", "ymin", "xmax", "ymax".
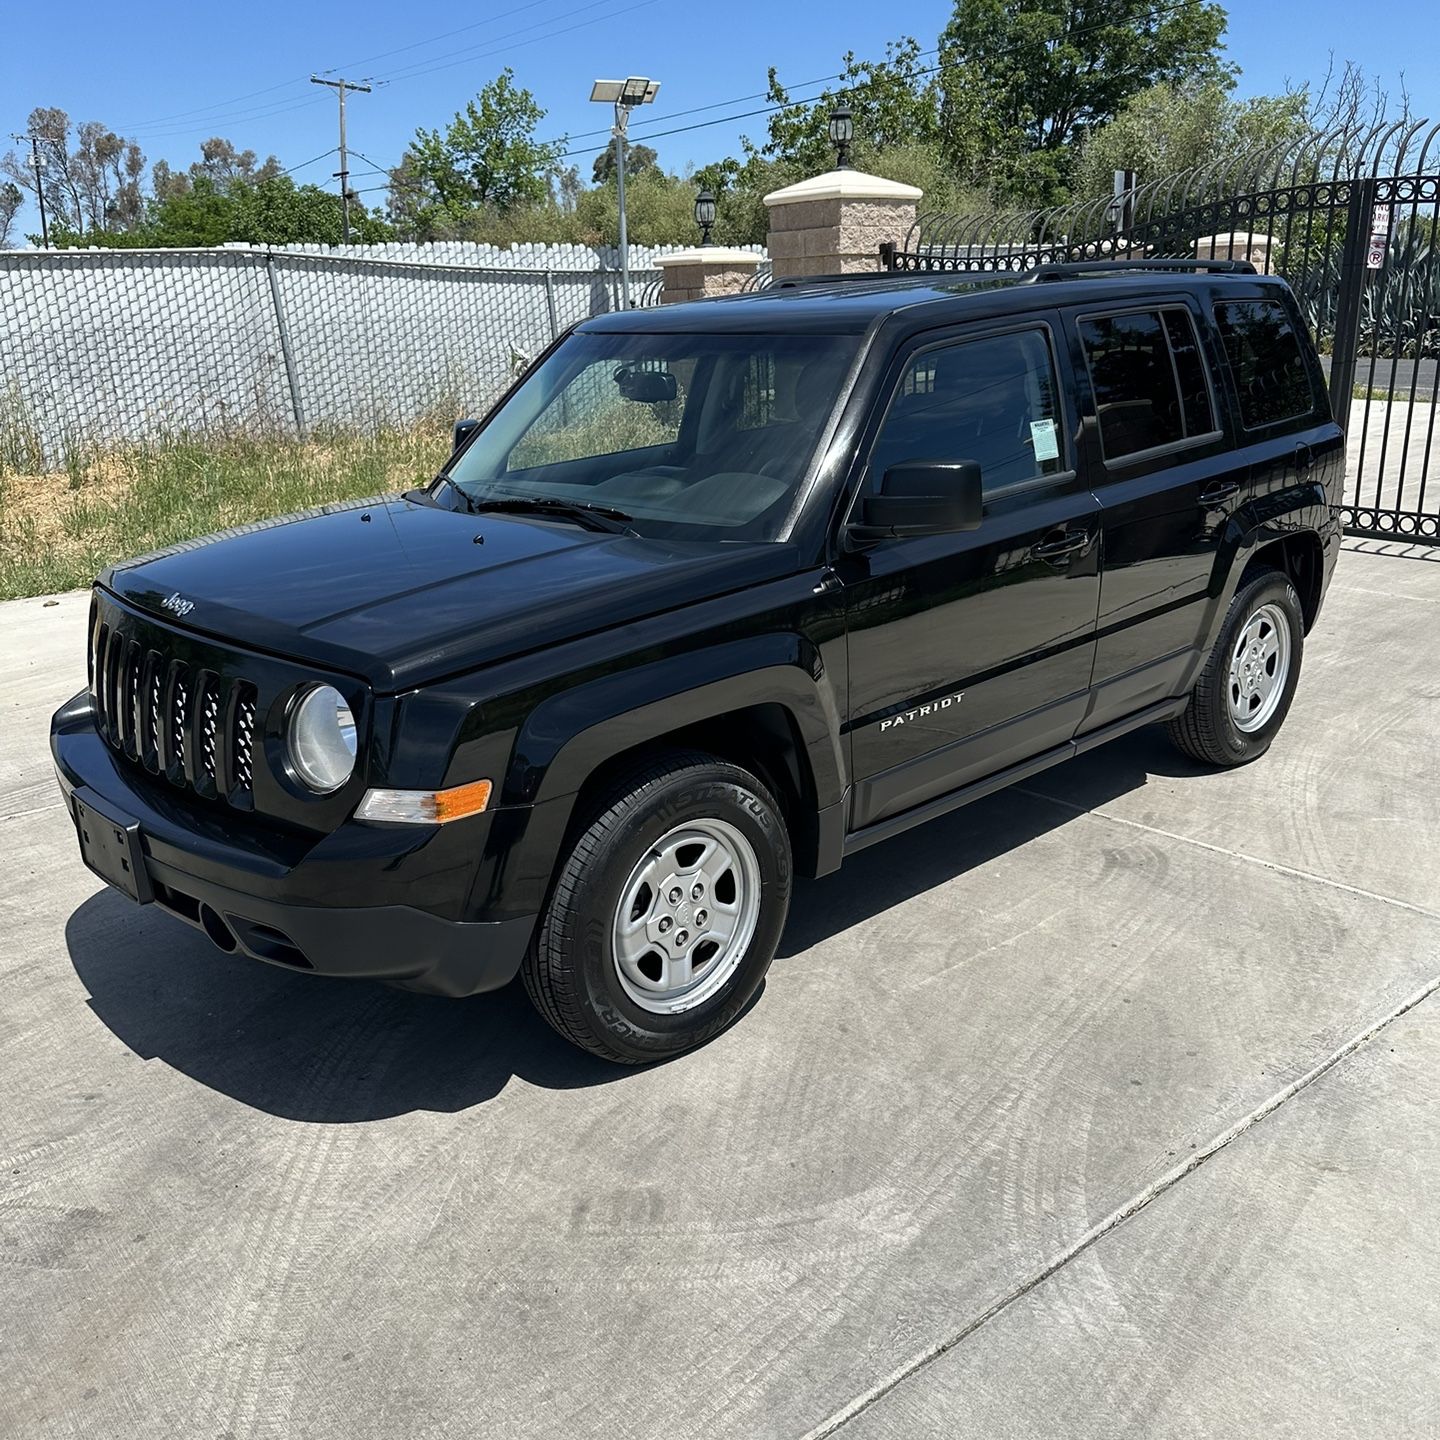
[
  {"xmin": 1014, "ymin": 787, "xmax": 1440, "ymax": 924},
  {"xmin": 797, "ymin": 970, "xmax": 1440, "ymax": 1438}
]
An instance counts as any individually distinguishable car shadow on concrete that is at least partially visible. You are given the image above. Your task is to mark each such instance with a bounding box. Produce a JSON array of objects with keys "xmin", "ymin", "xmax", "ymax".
[
  {"xmin": 65, "ymin": 896, "xmax": 623, "ymax": 1122},
  {"xmin": 66, "ymin": 728, "xmax": 1176, "ymax": 1122},
  {"xmin": 776, "ymin": 726, "xmax": 1191, "ymax": 958}
]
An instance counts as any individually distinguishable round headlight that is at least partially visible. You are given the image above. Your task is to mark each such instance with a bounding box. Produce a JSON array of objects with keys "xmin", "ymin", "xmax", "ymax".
[{"xmin": 287, "ymin": 684, "xmax": 357, "ymax": 793}]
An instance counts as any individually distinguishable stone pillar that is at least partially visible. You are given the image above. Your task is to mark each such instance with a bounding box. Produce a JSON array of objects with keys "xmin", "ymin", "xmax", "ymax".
[
  {"xmin": 655, "ymin": 247, "xmax": 762, "ymax": 304},
  {"xmin": 764, "ymin": 169, "xmax": 923, "ymax": 280},
  {"xmin": 1195, "ymin": 232, "xmax": 1279, "ymax": 269}
]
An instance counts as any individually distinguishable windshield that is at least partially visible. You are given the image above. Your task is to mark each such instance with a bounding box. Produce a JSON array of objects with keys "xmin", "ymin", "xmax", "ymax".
[{"xmin": 444, "ymin": 330, "xmax": 858, "ymax": 541}]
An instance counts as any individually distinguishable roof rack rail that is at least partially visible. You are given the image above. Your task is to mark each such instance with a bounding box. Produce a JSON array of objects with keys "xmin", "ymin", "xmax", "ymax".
[
  {"xmin": 1021, "ymin": 258, "xmax": 1258, "ymax": 281},
  {"xmin": 766, "ymin": 269, "xmax": 986, "ymax": 291}
]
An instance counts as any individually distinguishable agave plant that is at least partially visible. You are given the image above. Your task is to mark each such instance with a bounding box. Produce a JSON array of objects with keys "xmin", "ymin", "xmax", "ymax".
[{"xmin": 1356, "ymin": 217, "xmax": 1440, "ymax": 359}]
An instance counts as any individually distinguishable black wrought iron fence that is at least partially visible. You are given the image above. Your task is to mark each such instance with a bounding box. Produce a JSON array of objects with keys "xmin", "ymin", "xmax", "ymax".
[{"xmin": 885, "ymin": 118, "xmax": 1440, "ymax": 542}]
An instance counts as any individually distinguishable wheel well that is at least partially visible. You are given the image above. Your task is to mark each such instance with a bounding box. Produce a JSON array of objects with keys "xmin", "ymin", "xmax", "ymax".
[
  {"xmin": 565, "ymin": 703, "xmax": 823, "ymax": 876},
  {"xmin": 1243, "ymin": 532, "xmax": 1324, "ymax": 631}
]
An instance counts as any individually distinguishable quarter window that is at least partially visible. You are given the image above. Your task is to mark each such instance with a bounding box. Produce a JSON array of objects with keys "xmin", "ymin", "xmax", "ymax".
[
  {"xmin": 1163, "ymin": 310, "xmax": 1216, "ymax": 438},
  {"xmin": 870, "ymin": 329, "xmax": 1065, "ymax": 494},
  {"xmin": 1214, "ymin": 300, "xmax": 1317, "ymax": 429},
  {"xmin": 1078, "ymin": 308, "xmax": 1215, "ymax": 461}
]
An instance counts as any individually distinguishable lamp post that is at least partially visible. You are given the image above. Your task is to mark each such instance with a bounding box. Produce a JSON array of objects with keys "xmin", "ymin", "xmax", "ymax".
[
  {"xmin": 829, "ymin": 104, "xmax": 855, "ymax": 171},
  {"xmin": 694, "ymin": 188, "xmax": 716, "ymax": 246},
  {"xmin": 590, "ymin": 76, "xmax": 661, "ymax": 309}
]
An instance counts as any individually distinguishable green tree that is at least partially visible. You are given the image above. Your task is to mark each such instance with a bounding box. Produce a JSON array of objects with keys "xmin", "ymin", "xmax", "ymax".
[
  {"xmin": 592, "ymin": 140, "xmax": 659, "ymax": 184},
  {"xmin": 756, "ymin": 39, "xmax": 943, "ymax": 173},
  {"xmin": 1, "ymin": 107, "xmax": 146, "ymax": 236},
  {"xmin": 48, "ymin": 175, "xmax": 390, "ymax": 249},
  {"xmin": 1071, "ymin": 79, "xmax": 1311, "ymax": 199},
  {"xmin": 0, "ymin": 181, "xmax": 21, "ymax": 247},
  {"xmin": 938, "ymin": 0, "xmax": 1231, "ymax": 202},
  {"xmin": 153, "ymin": 137, "xmax": 282, "ymax": 200},
  {"xmin": 389, "ymin": 69, "xmax": 565, "ymax": 238}
]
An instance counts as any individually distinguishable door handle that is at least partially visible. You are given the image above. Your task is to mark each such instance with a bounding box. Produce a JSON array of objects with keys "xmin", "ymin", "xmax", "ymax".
[
  {"xmin": 1294, "ymin": 442, "xmax": 1314, "ymax": 474},
  {"xmin": 1198, "ymin": 480, "xmax": 1241, "ymax": 507},
  {"xmin": 1029, "ymin": 529, "xmax": 1091, "ymax": 561}
]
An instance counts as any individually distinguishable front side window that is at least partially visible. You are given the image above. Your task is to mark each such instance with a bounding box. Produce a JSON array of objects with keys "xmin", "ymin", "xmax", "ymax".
[
  {"xmin": 1079, "ymin": 308, "xmax": 1216, "ymax": 461},
  {"xmin": 447, "ymin": 330, "xmax": 858, "ymax": 541},
  {"xmin": 1214, "ymin": 300, "xmax": 1317, "ymax": 429},
  {"xmin": 869, "ymin": 329, "xmax": 1065, "ymax": 494}
]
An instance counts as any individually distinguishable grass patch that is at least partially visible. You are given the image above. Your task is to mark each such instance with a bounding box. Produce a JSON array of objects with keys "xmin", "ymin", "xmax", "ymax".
[{"xmin": 0, "ymin": 421, "xmax": 450, "ymax": 601}]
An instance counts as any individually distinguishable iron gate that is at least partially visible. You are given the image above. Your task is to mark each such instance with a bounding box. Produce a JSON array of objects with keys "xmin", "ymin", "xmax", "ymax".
[{"xmin": 883, "ymin": 119, "xmax": 1440, "ymax": 542}]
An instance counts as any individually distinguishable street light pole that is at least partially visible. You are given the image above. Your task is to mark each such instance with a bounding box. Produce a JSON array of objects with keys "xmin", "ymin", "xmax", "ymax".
[
  {"xmin": 613, "ymin": 103, "xmax": 632, "ymax": 309},
  {"xmin": 590, "ymin": 78, "xmax": 660, "ymax": 310}
]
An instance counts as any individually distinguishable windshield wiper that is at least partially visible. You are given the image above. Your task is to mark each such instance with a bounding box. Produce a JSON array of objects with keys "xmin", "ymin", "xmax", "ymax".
[{"xmin": 465, "ymin": 496, "xmax": 637, "ymax": 535}]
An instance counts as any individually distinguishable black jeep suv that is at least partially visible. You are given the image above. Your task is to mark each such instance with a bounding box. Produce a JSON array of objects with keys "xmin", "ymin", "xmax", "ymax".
[{"xmin": 52, "ymin": 260, "xmax": 1344, "ymax": 1062}]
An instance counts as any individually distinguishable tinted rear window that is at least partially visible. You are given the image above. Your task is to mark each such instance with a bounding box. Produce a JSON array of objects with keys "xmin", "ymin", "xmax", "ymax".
[
  {"xmin": 1078, "ymin": 308, "xmax": 1215, "ymax": 461},
  {"xmin": 1213, "ymin": 300, "xmax": 1317, "ymax": 429}
]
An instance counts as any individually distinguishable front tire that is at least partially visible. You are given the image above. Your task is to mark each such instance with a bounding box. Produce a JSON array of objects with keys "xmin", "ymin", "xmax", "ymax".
[
  {"xmin": 1167, "ymin": 568, "xmax": 1305, "ymax": 767},
  {"xmin": 523, "ymin": 750, "xmax": 792, "ymax": 1064}
]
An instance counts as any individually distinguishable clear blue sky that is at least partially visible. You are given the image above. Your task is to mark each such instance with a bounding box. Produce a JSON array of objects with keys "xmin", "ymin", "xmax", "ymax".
[{"xmin": 2, "ymin": 0, "xmax": 1436, "ymax": 239}]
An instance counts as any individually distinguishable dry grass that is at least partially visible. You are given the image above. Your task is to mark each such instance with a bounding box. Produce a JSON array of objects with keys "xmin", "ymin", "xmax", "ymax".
[{"xmin": 0, "ymin": 421, "xmax": 451, "ymax": 601}]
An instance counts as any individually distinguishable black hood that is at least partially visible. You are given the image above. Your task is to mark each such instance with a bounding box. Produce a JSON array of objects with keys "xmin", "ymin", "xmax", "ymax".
[{"xmin": 101, "ymin": 496, "xmax": 800, "ymax": 691}]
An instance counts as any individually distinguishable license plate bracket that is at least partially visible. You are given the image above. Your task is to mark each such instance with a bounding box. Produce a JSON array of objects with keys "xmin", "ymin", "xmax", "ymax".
[{"xmin": 73, "ymin": 790, "xmax": 153, "ymax": 904}]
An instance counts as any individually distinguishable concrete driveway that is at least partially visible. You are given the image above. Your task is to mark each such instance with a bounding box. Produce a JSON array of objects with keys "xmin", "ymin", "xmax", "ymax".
[{"xmin": 3, "ymin": 543, "xmax": 1438, "ymax": 1439}]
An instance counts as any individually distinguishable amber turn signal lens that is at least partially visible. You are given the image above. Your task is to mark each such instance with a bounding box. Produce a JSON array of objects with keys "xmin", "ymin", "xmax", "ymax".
[
  {"xmin": 355, "ymin": 779, "xmax": 493, "ymax": 825},
  {"xmin": 431, "ymin": 779, "xmax": 493, "ymax": 823}
]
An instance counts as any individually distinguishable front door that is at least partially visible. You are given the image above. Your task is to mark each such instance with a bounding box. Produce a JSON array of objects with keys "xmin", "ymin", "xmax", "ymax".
[{"xmin": 838, "ymin": 320, "xmax": 1103, "ymax": 833}]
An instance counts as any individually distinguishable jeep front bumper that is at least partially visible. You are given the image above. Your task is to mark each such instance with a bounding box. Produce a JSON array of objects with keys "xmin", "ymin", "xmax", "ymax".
[{"xmin": 51, "ymin": 692, "xmax": 535, "ymax": 998}]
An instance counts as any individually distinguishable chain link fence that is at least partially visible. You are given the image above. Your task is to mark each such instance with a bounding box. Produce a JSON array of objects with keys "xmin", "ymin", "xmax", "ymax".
[{"xmin": 0, "ymin": 247, "xmax": 666, "ymax": 467}]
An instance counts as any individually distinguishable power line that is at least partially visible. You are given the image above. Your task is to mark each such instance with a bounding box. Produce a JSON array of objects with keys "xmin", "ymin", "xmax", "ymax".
[
  {"xmin": 123, "ymin": 93, "xmax": 330, "ymax": 142},
  {"xmin": 280, "ymin": 146, "xmax": 339, "ymax": 178},
  {"xmin": 242, "ymin": 0, "xmax": 1204, "ymax": 196},
  {"xmin": 554, "ymin": 0, "xmax": 1198, "ymax": 159},
  {"xmin": 113, "ymin": 78, "xmax": 315, "ymax": 133},
  {"xmin": 346, "ymin": 149, "xmax": 394, "ymax": 179},
  {"xmin": 559, "ymin": 67, "xmax": 877, "ymax": 145},
  {"xmin": 364, "ymin": 0, "xmax": 665, "ymax": 89},
  {"xmin": 111, "ymin": 0, "xmax": 651, "ymax": 138},
  {"xmin": 326, "ymin": 0, "xmax": 583, "ymax": 76}
]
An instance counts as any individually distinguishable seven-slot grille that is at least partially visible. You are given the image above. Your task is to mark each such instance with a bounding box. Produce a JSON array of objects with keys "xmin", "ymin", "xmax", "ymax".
[{"xmin": 90, "ymin": 614, "xmax": 259, "ymax": 809}]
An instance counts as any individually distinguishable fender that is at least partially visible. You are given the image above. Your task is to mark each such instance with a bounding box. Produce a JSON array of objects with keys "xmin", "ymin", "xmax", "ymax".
[
  {"xmin": 521, "ymin": 634, "xmax": 845, "ymax": 808},
  {"xmin": 1199, "ymin": 475, "xmax": 1334, "ymax": 655},
  {"xmin": 463, "ymin": 634, "xmax": 848, "ymax": 922}
]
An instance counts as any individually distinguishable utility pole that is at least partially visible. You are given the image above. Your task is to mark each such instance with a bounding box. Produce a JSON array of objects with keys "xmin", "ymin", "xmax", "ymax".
[
  {"xmin": 310, "ymin": 76, "xmax": 371, "ymax": 244},
  {"xmin": 11, "ymin": 132, "xmax": 48, "ymax": 247}
]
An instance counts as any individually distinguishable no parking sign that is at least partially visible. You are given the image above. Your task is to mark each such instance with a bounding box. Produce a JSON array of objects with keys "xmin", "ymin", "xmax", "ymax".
[{"xmin": 1368, "ymin": 203, "xmax": 1392, "ymax": 269}]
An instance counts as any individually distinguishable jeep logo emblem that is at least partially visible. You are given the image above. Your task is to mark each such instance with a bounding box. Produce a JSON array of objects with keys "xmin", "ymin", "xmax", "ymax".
[{"xmin": 161, "ymin": 592, "xmax": 195, "ymax": 618}]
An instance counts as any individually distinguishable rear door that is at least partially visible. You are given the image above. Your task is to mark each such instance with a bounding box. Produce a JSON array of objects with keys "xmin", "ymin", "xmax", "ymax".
[
  {"xmin": 1064, "ymin": 299, "xmax": 1243, "ymax": 731},
  {"xmin": 838, "ymin": 316, "xmax": 1103, "ymax": 833}
]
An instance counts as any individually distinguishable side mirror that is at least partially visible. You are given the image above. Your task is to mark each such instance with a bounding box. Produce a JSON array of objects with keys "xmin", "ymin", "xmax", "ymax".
[
  {"xmin": 848, "ymin": 461, "xmax": 984, "ymax": 542},
  {"xmin": 453, "ymin": 417, "xmax": 481, "ymax": 453}
]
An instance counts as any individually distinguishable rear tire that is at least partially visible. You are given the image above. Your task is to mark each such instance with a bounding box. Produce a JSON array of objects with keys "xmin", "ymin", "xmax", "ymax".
[
  {"xmin": 522, "ymin": 749, "xmax": 792, "ymax": 1064},
  {"xmin": 1167, "ymin": 568, "xmax": 1304, "ymax": 767}
]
